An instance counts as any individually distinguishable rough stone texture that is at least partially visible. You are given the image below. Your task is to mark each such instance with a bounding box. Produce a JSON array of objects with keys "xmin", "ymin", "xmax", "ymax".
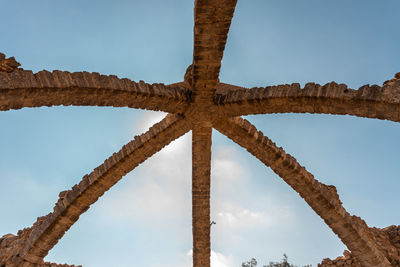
[
  {"xmin": 1, "ymin": 114, "xmax": 190, "ymax": 266},
  {"xmin": 216, "ymin": 74, "xmax": 400, "ymax": 123},
  {"xmin": 192, "ymin": 0, "xmax": 237, "ymax": 104},
  {"xmin": 319, "ymin": 250, "xmax": 362, "ymax": 267},
  {"xmin": 0, "ymin": 53, "xmax": 20, "ymax": 73},
  {"xmin": 1, "ymin": 0, "xmax": 399, "ymax": 266},
  {"xmin": 0, "ymin": 233, "xmax": 81, "ymax": 267},
  {"xmin": 214, "ymin": 117, "xmax": 393, "ymax": 267},
  {"xmin": 177, "ymin": 64, "xmax": 245, "ymax": 95},
  {"xmin": 190, "ymin": 2, "xmax": 237, "ymax": 265},
  {"xmin": 192, "ymin": 124, "xmax": 212, "ymax": 267},
  {"xmin": 319, "ymin": 226, "xmax": 400, "ymax": 267},
  {"xmin": 0, "ymin": 69, "xmax": 191, "ymax": 113}
]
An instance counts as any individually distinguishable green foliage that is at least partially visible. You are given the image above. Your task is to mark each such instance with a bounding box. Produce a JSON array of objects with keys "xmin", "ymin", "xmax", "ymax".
[
  {"xmin": 241, "ymin": 258, "xmax": 257, "ymax": 267},
  {"xmin": 241, "ymin": 254, "xmax": 311, "ymax": 267}
]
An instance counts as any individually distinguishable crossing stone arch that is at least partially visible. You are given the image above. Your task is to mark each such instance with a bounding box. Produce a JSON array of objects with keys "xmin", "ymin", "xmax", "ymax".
[{"xmin": 1, "ymin": 1, "xmax": 400, "ymax": 266}]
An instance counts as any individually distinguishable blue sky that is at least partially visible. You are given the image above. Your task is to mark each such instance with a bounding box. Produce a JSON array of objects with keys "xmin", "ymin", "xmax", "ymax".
[{"xmin": 1, "ymin": 1, "xmax": 400, "ymax": 266}]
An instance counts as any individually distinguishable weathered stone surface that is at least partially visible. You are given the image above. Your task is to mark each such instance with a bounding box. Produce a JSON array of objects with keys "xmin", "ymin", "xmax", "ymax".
[
  {"xmin": 0, "ymin": 230, "xmax": 82, "ymax": 267},
  {"xmin": 319, "ymin": 226, "xmax": 400, "ymax": 267},
  {"xmin": 1, "ymin": 114, "xmax": 190, "ymax": 266},
  {"xmin": 214, "ymin": 117, "xmax": 393, "ymax": 267},
  {"xmin": 216, "ymin": 74, "xmax": 400, "ymax": 123},
  {"xmin": 188, "ymin": 3, "xmax": 238, "ymax": 265},
  {"xmin": 0, "ymin": 53, "xmax": 21, "ymax": 73},
  {"xmin": 0, "ymin": 69, "xmax": 191, "ymax": 113},
  {"xmin": 1, "ymin": 1, "xmax": 399, "ymax": 266},
  {"xmin": 192, "ymin": 123, "xmax": 212, "ymax": 267},
  {"xmin": 192, "ymin": 0, "xmax": 237, "ymax": 105}
]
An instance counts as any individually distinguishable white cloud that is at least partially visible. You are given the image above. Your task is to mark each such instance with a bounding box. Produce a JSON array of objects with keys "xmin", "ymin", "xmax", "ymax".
[
  {"xmin": 99, "ymin": 135, "xmax": 273, "ymax": 229},
  {"xmin": 181, "ymin": 250, "xmax": 234, "ymax": 267},
  {"xmin": 96, "ymin": 112, "xmax": 295, "ymax": 267},
  {"xmin": 99, "ymin": 111, "xmax": 193, "ymax": 226},
  {"xmin": 215, "ymin": 205, "xmax": 268, "ymax": 229},
  {"xmin": 212, "ymin": 146, "xmax": 244, "ymax": 185},
  {"xmin": 136, "ymin": 111, "xmax": 167, "ymax": 134},
  {"xmin": 99, "ymin": 125, "xmax": 293, "ymax": 231},
  {"xmin": 99, "ymin": 131, "xmax": 192, "ymax": 225},
  {"xmin": 212, "ymin": 197, "xmax": 293, "ymax": 231},
  {"xmin": 210, "ymin": 146, "xmax": 292, "ymax": 231},
  {"xmin": 211, "ymin": 250, "xmax": 235, "ymax": 267}
]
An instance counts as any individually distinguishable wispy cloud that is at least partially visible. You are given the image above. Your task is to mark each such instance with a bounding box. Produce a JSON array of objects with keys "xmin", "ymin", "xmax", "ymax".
[
  {"xmin": 135, "ymin": 111, "xmax": 168, "ymax": 134},
  {"xmin": 96, "ymin": 112, "xmax": 295, "ymax": 266},
  {"xmin": 179, "ymin": 250, "xmax": 234, "ymax": 267}
]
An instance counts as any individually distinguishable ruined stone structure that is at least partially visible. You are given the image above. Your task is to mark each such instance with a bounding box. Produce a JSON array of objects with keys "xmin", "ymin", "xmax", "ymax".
[{"xmin": 0, "ymin": 1, "xmax": 399, "ymax": 266}]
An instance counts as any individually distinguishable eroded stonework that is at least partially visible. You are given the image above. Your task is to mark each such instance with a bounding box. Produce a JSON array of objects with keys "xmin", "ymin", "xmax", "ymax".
[
  {"xmin": 1, "ymin": 0, "xmax": 399, "ymax": 266},
  {"xmin": 0, "ymin": 53, "xmax": 20, "ymax": 73},
  {"xmin": 0, "ymin": 230, "xmax": 80, "ymax": 267},
  {"xmin": 319, "ymin": 226, "xmax": 400, "ymax": 266}
]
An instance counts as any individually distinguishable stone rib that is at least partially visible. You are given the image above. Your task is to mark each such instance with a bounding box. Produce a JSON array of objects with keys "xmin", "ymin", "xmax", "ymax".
[
  {"xmin": 214, "ymin": 116, "xmax": 391, "ymax": 267},
  {"xmin": 216, "ymin": 82, "xmax": 247, "ymax": 95},
  {"xmin": 192, "ymin": 0, "xmax": 237, "ymax": 100},
  {"xmin": 0, "ymin": 70, "xmax": 191, "ymax": 113},
  {"xmin": 216, "ymin": 75, "xmax": 400, "ymax": 122},
  {"xmin": 192, "ymin": 123, "xmax": 212, "ymax": 267},
  {"xmin": 7, "ymin": 114, "xmax": 190, "ymax": 266}
]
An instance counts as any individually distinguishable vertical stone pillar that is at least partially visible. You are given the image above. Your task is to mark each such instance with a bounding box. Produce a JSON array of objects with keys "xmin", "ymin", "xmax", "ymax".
[{"xmin": 192, "ymin": 123, "xmax": 212, "ymax": 267}]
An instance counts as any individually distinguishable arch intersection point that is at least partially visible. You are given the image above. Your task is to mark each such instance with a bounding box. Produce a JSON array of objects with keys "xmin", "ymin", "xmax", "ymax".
[{"xmin": 1, "ymin": 1, "xmax": 400, "ymax": 266}]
